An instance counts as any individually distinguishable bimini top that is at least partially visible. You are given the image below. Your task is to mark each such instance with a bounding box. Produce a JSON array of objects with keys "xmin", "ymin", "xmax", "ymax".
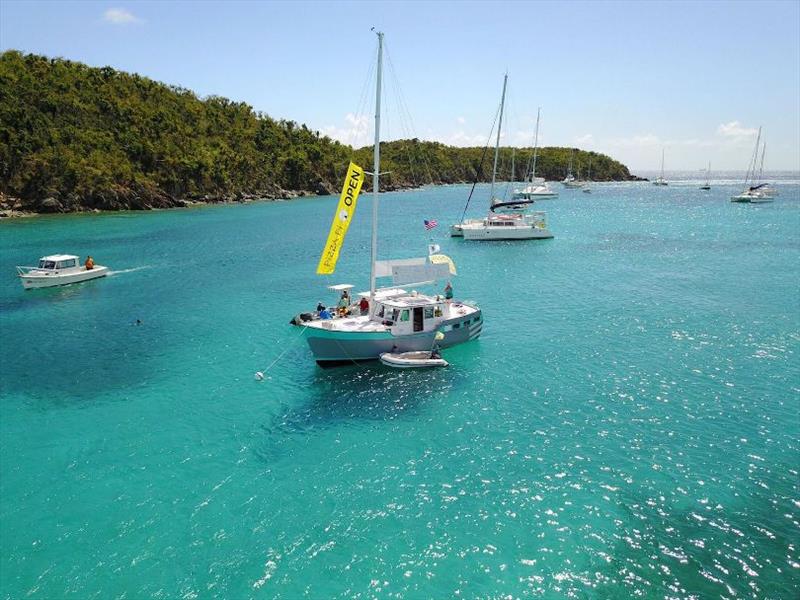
[
  {"xmin": 327, "ymin": 284, "xmax": 354, "ymax": 291},
  {"xmin": 40, "ymin": 254, "xmax": 79, "ymax": 262}
]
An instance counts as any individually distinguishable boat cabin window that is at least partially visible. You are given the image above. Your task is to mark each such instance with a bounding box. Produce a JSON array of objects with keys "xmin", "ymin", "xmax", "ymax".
[
  {"xmin": 377, "ymin": 305, "xmax": 385, "ymax": 318},
  {"xmin": 57, "ymin": 259, "xmax": 76, "ymax": 268},
  {"xmin": 400, "ymin": 310, "xmax": 409, "ymax": 322},
  {"xmin": 424, "ymin": 307, "xmax": 434, "ymax": 319},
  {"xmin": 39, "ymin": 260, "xmax": 56, "ymax": 269}
]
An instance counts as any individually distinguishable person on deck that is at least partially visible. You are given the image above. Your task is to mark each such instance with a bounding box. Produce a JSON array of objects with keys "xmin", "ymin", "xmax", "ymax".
[
  {"xmin": 444, "ymin": 281, "xmax": 453, "ymax": 301},
  {"xmin": 337, "ymin": 293, "xmax": 349, "ymax": 316},
  {"xmin": 319, "ymin": 308, "xmax": 332, "ymax": 319},
  {"xmin": 316, "ymin": 301, "xmax": 325, "ymax": 313},
  {"xmin": 359, "ymin": 297, "xmax": 369, "ymax": 315},
  {"xmin": 85, "ymin": 256, "xmax": 94, "ymax": 270}
]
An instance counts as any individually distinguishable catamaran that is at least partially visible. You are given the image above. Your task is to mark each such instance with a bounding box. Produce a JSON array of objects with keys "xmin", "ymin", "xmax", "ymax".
[
  {"xmin": 451, "ymin": 75, "xmax": 553, "ymax": 241},
  {"xmin": 653, "ymin": 148, "xmax": 668, "ymax": 185},
  {"xmin": 731, "ymin": 127, "xmax": 774, "ymax": 203},
  {"xmin": 297, "ymin": 33, "xmax": 482, "ymax": 366},
  {"xmin": 511, "ymin": 107, "xmax": 558, "ymax": 202}
]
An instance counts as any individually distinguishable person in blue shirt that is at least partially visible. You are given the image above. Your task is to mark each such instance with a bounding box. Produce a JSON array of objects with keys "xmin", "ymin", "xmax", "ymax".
[
  {"xmin": 319, "ymin": 308, "xmax": 332, "ymax": 319},
  {"xmin": 444, "ymin": 281, "xmax": 453, "ymax": 300}
]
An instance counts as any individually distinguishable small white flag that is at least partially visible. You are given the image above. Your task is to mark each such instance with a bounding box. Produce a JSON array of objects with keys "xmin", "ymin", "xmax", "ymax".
[{"xmin": 428, "ymin": 243, "xmax": 440, "ymax": 255}]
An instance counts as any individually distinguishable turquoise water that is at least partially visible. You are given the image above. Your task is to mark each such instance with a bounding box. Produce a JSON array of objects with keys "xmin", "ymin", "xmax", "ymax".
[{"xmin": 1, "ymin": 177, "xmax": 799, "ymax": 598}]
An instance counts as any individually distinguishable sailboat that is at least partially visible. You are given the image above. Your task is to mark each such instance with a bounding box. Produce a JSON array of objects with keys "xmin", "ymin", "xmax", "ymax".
[
  {"xmin": 699, "ymin": 162, "xmax": 711, "ymax": 190},
  {"xmin": 731, "ymin": 127, "xmax": 773, "ymax": 203},
  {"xmin": 510, "ymin": 107, "xmax": 558, "ymax": 202},
  {"xmin": 298, "ymin": 32, "xmax": 483, "ymax": 366},
  {"xmin": 562, "ymin": 149, "xmax": 584, "ymax": 188},
  {"xmin": 652, "ymin": 148, "xmax": 668, "ymax": 185},
  {"xmin": 451, "ymin": 75, "xmax": 553, "ymax": 240},
  {"xmin": 582, "ymin": 157, "xmax": 593, "ymax": 193}
]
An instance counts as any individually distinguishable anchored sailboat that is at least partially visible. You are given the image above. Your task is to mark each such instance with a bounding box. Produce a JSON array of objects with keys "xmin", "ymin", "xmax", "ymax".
[
  {"xmin": 731, "ymin": 127, "xmax": 773, "ymax": 203},
  {"xmin": 653, "ymin": 148, "xmax": 668, "ymax": 185},
  {"xmin": 297, "ymin": 32, "xmax": 483, "ymax": 366},
  {"xmin": 451, "ymin": 75, "xmax": 553, "ymax": 241},
  {"xmin": 699, "ymin": 162, "xmax": 711, "ymax": 190},
  {"xmin": 562, "ymin": 149, "xmax": 584, "ymax": 188},
  {"xmin": 511, "ymin": 107, "xmax": 558, "ymax": 202}
]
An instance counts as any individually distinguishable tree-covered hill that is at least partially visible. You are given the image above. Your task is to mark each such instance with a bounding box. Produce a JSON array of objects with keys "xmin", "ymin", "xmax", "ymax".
[{"xmin": 0, "ymin": 51, "xmax": 638, "ymax": 214}]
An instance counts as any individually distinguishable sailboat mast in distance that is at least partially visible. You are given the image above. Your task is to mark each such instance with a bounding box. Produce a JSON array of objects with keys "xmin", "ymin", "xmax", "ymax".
[{"xmin": 489, "ymin": 73, "xmax": 508, "ymax": 202}]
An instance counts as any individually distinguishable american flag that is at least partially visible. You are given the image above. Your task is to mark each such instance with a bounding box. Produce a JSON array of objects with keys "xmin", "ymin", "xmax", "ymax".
[{"xmin": 424, "ymin": 219, "xmax": 438, "ymax": 230}]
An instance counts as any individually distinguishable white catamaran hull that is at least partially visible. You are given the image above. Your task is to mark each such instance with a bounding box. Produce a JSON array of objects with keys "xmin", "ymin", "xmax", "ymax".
[
  {"xmin": 305, "ymin": 309, "xmax": 482, "ymax": 366},
  {"xmin": 19, "ymin": 266, "xmax": 108, "ymax": 289},
  {"xmin": 461, "ymin": 226, "xmax": 553, "ymax": 240}
]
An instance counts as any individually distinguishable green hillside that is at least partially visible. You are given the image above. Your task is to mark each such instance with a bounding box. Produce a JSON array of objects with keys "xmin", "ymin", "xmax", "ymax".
[{"xmin": 0, "ymin": 51, "xmax": 637, "ymax": 214}]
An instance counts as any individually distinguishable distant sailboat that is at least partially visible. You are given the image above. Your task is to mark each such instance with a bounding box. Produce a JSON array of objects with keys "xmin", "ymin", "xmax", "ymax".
[
  {"xmin": 699, "ymin": 162, "xmax": 711, "ymax": 190},
  {"xmin": 731, "ymin": 127, "xmax": 773, "ymax": 203},
  {"xmin": 582, "ymin": 158, "xmax": 593, "ymax": 193},
  {"xmin": 512, "ymin": 107, "xmax": 558, "ymax": 200},
  {"xmin": 653, "ymin": 148, "xmax": 668, "ymax": 185},
  {"xmin": 562, "ymin": 149, "xmax": 584, "ymax": 188}
]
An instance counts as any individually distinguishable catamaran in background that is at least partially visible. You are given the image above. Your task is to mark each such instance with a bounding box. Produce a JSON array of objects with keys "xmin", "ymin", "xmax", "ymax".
[{"xmin": 451, "ymin": 74, "xmax": 553, "ymax": 241}]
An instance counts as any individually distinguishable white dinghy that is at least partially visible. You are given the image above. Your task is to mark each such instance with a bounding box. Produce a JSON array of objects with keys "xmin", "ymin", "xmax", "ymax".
[
  {"xmin": 380, "ymin": 351, "xmax": 449, "ymax": 368},
  {"xmin": 17, "ymin": 255, "xmax": 108, "ymax": 289}
]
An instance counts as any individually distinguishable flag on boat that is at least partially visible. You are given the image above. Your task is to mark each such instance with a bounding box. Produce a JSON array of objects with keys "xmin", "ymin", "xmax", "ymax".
[
  {"xmin": 428, "ymin": 254, "xmax": 457, "ymax": 275},
  {"xmin": 424, "ymin": 219, "xmax": 438, "ymax": 230},
  {"xmin": 428, "ymin": 243, "xmax": 440, "ymax": 255},
  {"xmin": 316, "ymin": 162, "xmax": 365, "ymax": 275}
]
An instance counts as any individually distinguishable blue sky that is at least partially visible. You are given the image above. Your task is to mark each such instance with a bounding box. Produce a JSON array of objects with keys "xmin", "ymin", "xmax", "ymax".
[{"xmin": 1, "ymin": 0, "xmax": 798, "ymax": 171}]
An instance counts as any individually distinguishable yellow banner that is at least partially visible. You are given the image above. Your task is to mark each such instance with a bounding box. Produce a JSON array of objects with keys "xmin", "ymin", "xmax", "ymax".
[{"xmin": 316, "ymin": 162, "xmax": 365, "ymax": 274}]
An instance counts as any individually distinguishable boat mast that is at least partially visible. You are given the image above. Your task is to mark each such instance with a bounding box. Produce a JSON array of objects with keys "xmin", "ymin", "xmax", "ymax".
[
  {"xmin": 746, "ymin": 127, "xmax": 761, "ymax": 186},
  {"xmin": 757, "ymin": 141, "xmax": 766, "ymax": 185},
  {"xmin": 660, "ymin": 148, "xmax": 665, "ymax": 180},
  {"xmin": 511, "ymin": 148, "xmax": 515, "ymax": 182},
  {"xmin": 706, "ymin": 161, "xmax": 711, "ymax": 186},
  {"xmin": 369, "ymin": 31, "xmax": 383, "ymax": 301},
  {"xmin": 489, "ymin": 73, "xmax": 508, "ymax": 201},
  {"xmin": 531, "ymin": 107, "xmax": 541, "ymax": 182}
]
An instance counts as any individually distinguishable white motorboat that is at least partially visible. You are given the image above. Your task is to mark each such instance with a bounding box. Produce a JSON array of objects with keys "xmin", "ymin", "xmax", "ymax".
[
  {"xmin": 652, "ymin": 148, "xmax": 668, "ymax": 185},
  {"xmin": 452, "ymin": 75, "xmax": 553, "ymax": 241},
  {"xmin": 512, "ymin": 108, "xmax": 558, "ymax": 200},
  {"xmin": 460, "ymin": 211, "xmax": 553, "ymax": 240},
  {"xmin": 16, "ymin": 254, "xmax": 108, "ymax": 289},
  {"xmin": 296, "ymin": 32, "xmax": 482, "ymax": 366},
  {"xmin": 731, "ymin": 127, "xmax": 775, "ymax": 203},
  {"xmin": 380, "ymin": 351, "xmax": 449, "ymax": 368}
]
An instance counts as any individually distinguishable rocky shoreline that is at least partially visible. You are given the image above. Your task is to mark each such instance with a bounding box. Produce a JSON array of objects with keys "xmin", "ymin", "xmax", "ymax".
[{"xmin": 0, "ymin": 177, "xmax": 646, "ymax": 219}]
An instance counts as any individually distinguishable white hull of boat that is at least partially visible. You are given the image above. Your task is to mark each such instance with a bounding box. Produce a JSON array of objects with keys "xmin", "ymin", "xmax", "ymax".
[
  {"xmin": 19, "ymin": 265, "xmax": 109, "ymax": 289},
  {"xmin": 461, "ymin": 226, "xmax": 553, "ymax": 240},
  {"xmin": 380, "ymin": 351, "xmax": 449, "ymax": 368},
  {"xmin": 731, "ymin": 194, "xmax": 773, "ymax": 203}
]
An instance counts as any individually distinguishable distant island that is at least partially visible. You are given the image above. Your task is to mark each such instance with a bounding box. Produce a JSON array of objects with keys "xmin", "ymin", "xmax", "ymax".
[{"xmin": 0, "ymin": 51, "xmax": 642, "ymax": 217}]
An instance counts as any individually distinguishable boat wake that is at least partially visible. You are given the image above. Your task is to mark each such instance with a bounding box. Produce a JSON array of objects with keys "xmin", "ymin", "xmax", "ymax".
[{"xmin": 108, "ymin": 265, "xmax": 152, "ymax": 276}]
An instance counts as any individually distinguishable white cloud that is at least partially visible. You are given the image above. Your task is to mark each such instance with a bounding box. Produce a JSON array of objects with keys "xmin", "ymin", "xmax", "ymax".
[
  {"xmin": 575, "ymin": 133, "xmax": 594, "ymax": 147},
  {"xmin": 322, "ymin": 113, "xmax": 371, "ymax": 147},
  {"xmin": 443, "ymin": 130, "xmax": 490, "ymax": 147},
  {"xmin": 103, "ymin": 8, "xmax": 142, "ymax": 25},
  {"xmin": 717, "ymin": 121, "xmax": 757, "ymax": 138},
  {"xmin": 456, "ymin": 116, "xmax": 465, "ymax": 124}
]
